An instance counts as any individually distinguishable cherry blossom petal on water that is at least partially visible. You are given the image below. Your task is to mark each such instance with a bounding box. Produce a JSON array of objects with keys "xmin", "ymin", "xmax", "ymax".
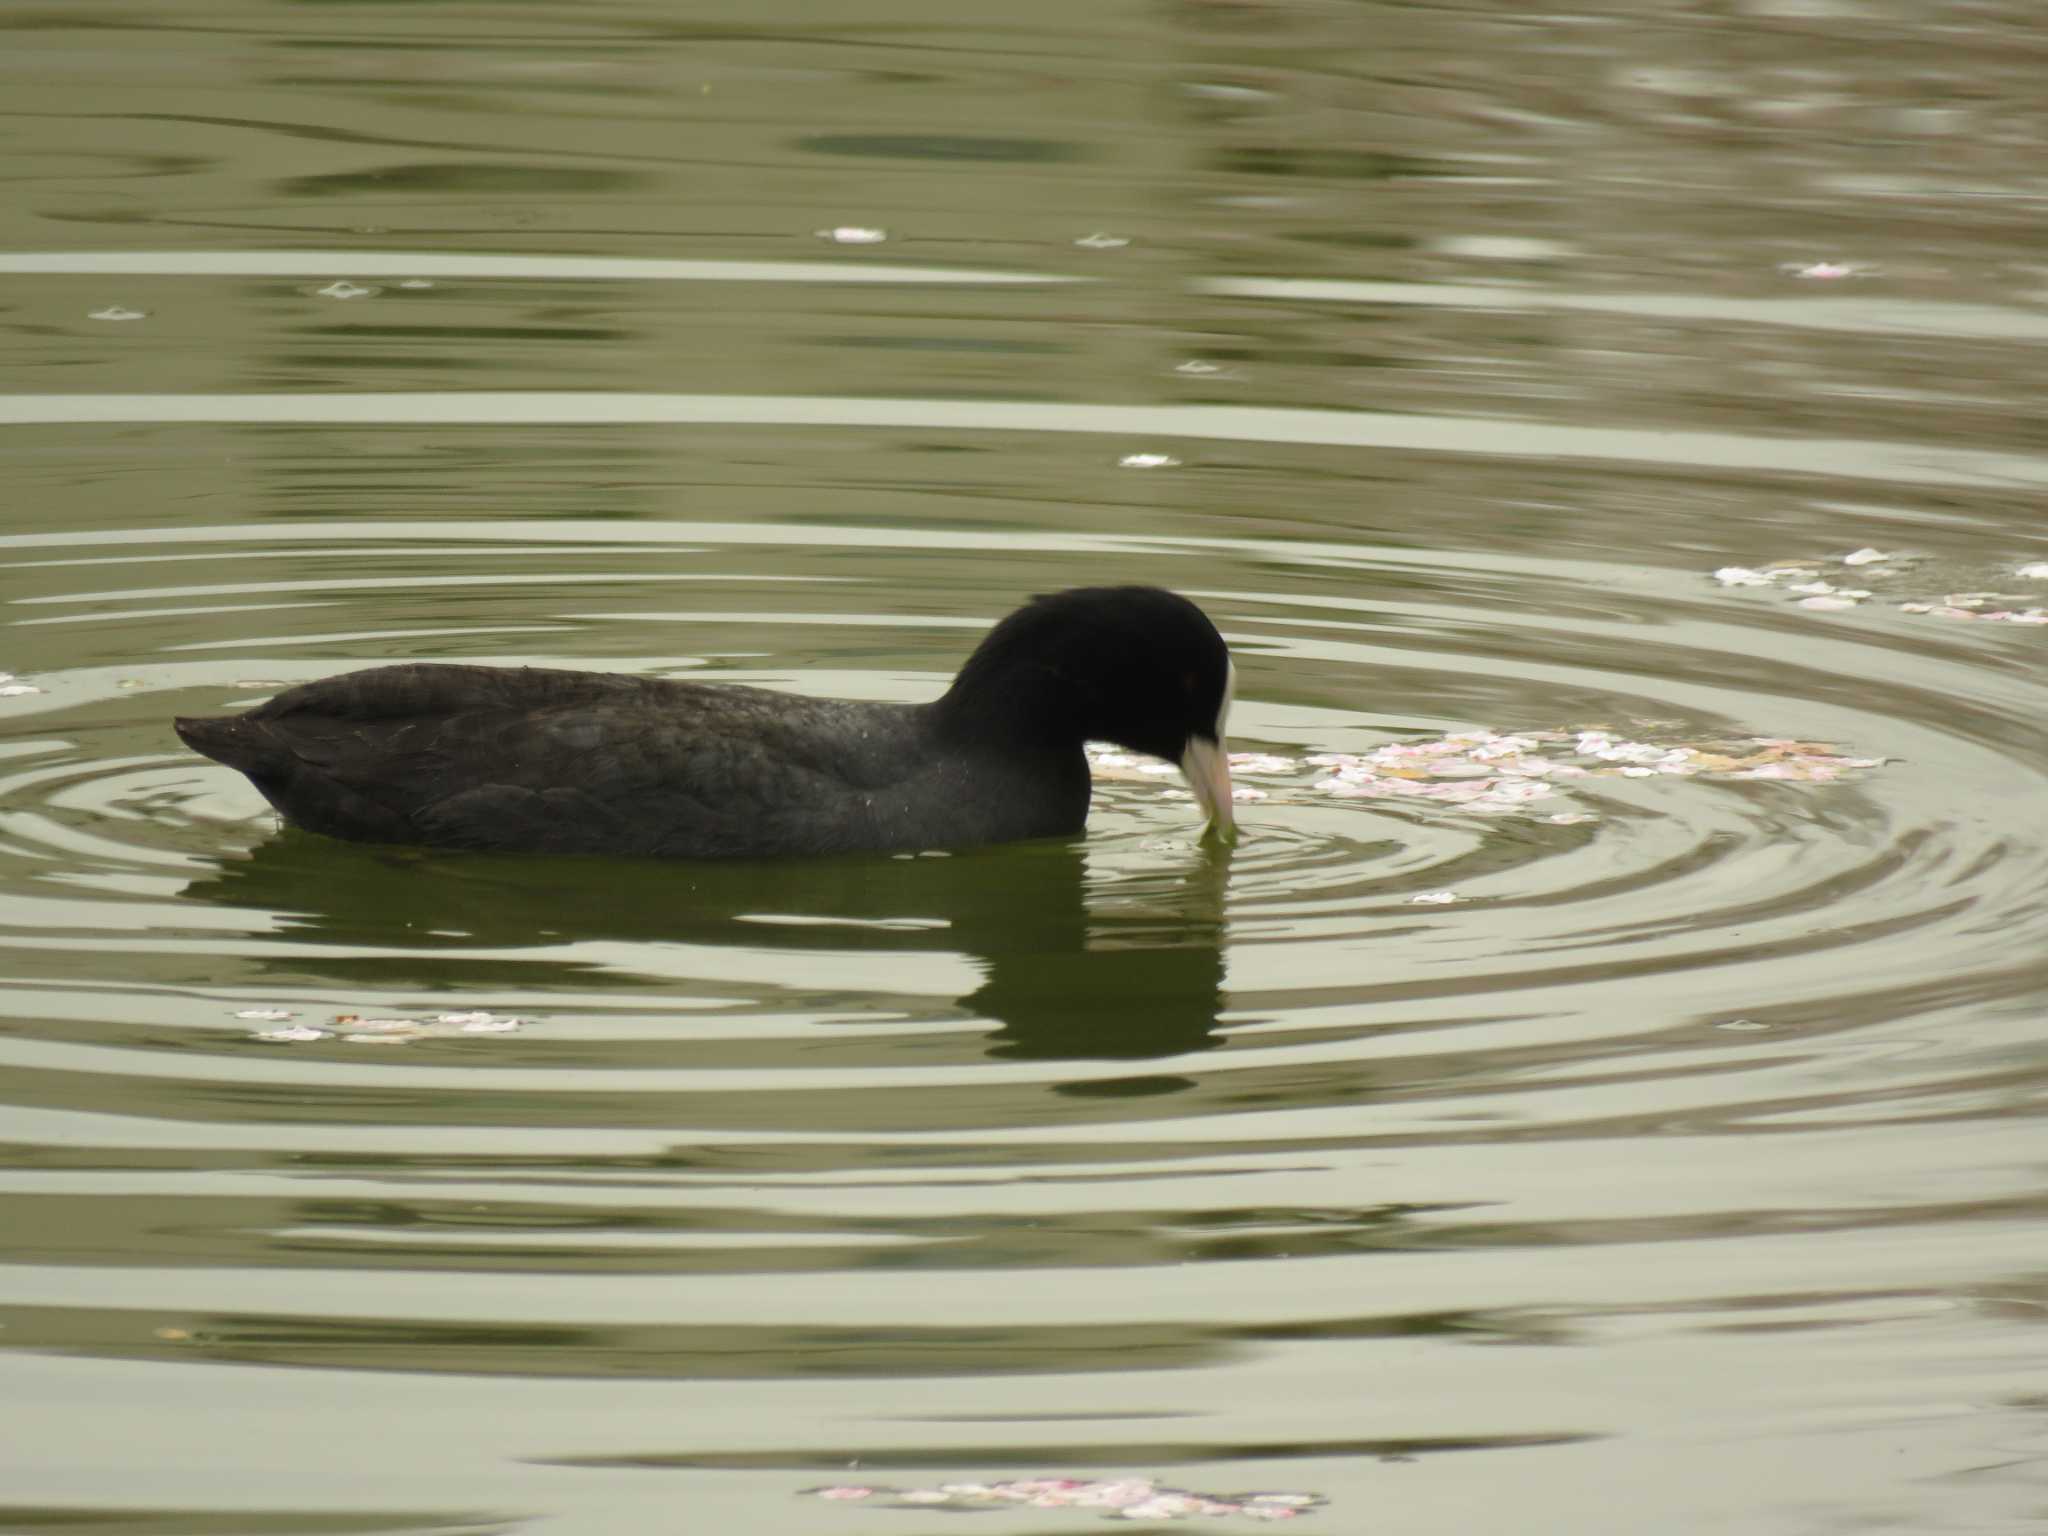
[
  {"xmin": 803, "ymin": 1476, "xmax": 1325, "ymax": 1521},
  {"xmin": 1898, "ymin": 599, "xmax": 2048, "ymax": 624},
  {"xmin": 1780, "ymin": 259, "xmax": 1874, "ymax": 279},
  {"xmin": 1714, "ymin": 551, "xmax": 2048, "ymax": 627},
  {"xmin": 1712, "ymin": 563, "xmax": 1777, "ymax": 585},
  {"xmin": 247, "ymin": 1009, "xmax": 531, "ymax": 1043},
  {"xmin": 435, "ymin": 1011, "xmax": 524, "ymax": 1032},
  {"xmin": 1099, "ymin": 726, "xmax": 1880, "ymax": 821},
  {"xmin": 1710, "ymin": 554, "xmax": 1909, "ymax": 607}
]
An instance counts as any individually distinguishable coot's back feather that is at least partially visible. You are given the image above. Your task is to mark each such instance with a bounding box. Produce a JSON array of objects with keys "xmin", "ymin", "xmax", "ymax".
[{"xmin": 174, "ymin": 587, "xmax": 1234, "ymax": 859}]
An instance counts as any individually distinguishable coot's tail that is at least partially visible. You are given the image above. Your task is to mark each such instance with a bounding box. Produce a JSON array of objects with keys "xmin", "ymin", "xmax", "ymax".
[{"xmin": 174, "ymin": 715, "xmax": 273, "ymax": 775}]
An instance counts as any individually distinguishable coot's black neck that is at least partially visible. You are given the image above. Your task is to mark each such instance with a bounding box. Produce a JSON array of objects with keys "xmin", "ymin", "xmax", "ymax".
[{"xmin": 928, "ymin": 615, "xmax": 1094, "ymax": 756}]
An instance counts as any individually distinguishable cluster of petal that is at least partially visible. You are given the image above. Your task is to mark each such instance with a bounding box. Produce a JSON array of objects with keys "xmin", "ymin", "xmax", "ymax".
[
  {"xmin": 1090, "ymin": 731, "xmax": 1880, "ymax": 816},
  {"xmin": 1303, "ymin": 730, "xmax": 1878, "ymax": 804},
  {"xmin": 1712, "ymin": 552, "xmax": 2046, "ymax": 626},
  {"xmin": 1897, "ymin": 598, "xmax": 2048, "ymax": 624},
  {"xmin": 803, "ymin": 1477, "xmax": 1323, "ymax": 1521},
  {"xmin": 247, "ymin": 1008, "xmax": 524, "ymax": 1043},
  {"xmin": 1711, "ymin": 553, "xmax": 1882, "ymax": 607}
]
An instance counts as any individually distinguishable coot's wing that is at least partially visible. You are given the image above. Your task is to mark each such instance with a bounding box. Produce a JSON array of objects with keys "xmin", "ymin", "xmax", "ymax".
[{"xmin": 177, "ymin": 664, "xmax": 920, "ymax": 857}]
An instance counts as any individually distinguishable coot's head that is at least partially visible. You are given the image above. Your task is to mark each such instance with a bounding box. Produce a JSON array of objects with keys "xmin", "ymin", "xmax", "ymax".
[{"xmin": 941, "ymin": 586, "xmax": 1237, "ymax": 839}]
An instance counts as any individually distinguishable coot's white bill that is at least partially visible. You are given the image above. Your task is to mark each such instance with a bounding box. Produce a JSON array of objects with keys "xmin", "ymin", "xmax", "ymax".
[
  {"xmin": 1182, "ymin": 735, "xmax": 1236, "ymax": 841},
  {"xmin": 1180, "ymin": 657, "xmax": 1236, "ymax": 841}
]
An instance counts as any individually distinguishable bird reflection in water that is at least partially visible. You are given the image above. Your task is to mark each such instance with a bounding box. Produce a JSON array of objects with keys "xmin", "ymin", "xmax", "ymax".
[{"xmin": 180, "ymin": 831, "xmax": 1230, "ymax": 1072}]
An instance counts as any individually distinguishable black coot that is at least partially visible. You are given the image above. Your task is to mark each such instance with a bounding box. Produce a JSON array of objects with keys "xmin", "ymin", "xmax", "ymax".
[{"xmin": 174, "ymin": 586, "xmax": 1237, "ymax": 858}]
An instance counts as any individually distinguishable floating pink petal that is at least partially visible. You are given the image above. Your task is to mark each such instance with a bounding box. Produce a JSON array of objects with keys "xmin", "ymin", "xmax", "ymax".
[
  {"xmin": 1069, "ymin": 1479, "xmax": 1161, "ymax": 1508},
  {"xmin": 253, "ymin": 1025, "xmax": 327, "ymax": 1043}
]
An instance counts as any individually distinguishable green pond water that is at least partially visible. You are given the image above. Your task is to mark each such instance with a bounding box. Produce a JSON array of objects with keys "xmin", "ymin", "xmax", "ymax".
[{"xmin": 2, "ymin": 3, "xmax": 2046, "ymax": 1533}]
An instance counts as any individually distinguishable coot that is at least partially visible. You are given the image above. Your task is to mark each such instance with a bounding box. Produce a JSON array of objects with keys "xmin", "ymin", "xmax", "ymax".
[{"xmin": 174, "ymin": 586, "xmax": 1236, "ymax": 858}]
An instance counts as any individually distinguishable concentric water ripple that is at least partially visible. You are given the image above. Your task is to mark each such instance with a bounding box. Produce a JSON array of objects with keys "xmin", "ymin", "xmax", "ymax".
[
  {"xmin": 8, "ymin": 2, "xmax": 2048, "ymax": 1528},
  {"xmin": 4, "ymin": 517, "xmax": 2042, "ymax": 1201},
  {"xmin": 6, "ymin": 496, "xmax": 2048, "ymax": 1524}
]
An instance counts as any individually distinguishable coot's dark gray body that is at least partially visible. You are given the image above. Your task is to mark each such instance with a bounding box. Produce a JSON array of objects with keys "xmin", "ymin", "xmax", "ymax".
[{"xmin": 174, "ymin": 586, "xmax": 1236, "ymax": 859}]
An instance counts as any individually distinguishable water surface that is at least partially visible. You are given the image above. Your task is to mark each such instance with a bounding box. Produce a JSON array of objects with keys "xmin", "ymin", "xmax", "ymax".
[{"xmin": 3, "ymin": 2, "xmax": 2047, "ymax": 1533}]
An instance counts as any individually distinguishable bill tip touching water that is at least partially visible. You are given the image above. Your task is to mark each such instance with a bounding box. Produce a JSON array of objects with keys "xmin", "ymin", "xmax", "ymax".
[{"xmin": 173, "ymin": 585, "xmax": 1237, "ymax": 859}]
